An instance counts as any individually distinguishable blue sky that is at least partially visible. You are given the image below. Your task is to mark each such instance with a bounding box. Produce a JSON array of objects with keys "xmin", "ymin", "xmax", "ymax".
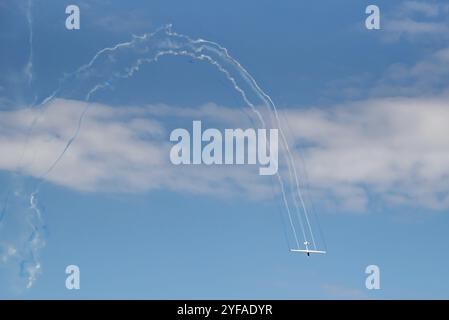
[{"xmin": 1, "ymin": 0, "xmax": 449, "ymax": 299}]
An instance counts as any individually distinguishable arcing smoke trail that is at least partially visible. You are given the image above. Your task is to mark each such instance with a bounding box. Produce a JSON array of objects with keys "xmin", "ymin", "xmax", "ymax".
[
  {"xmin": 9, "ymin": 24, "xmax": 323, "ymax": 288},
  {"xmin": 35, "ymin": 25, "xmax": 319, "ymax": 250}
]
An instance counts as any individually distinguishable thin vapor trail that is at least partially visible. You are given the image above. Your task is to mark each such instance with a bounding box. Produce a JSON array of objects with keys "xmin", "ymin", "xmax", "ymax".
[
  {"xmin": 24, "ymin": 0, "xmax": 33, "ymax": 85},
  {"xmin": 0, "ymin": 0, "xmax": 40, "ymax": 290}
]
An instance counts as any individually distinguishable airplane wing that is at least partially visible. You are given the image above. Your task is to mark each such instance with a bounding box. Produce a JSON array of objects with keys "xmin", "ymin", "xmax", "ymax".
[{"xmin": 290, "ymin": 249, "xmax": 326, "ymax": 254}]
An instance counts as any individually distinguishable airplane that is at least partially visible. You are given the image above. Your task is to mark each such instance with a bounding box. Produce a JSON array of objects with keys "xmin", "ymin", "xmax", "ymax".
[{"xmin": 290, "ymin": 241, "xmax": 326, "ymax": 256}]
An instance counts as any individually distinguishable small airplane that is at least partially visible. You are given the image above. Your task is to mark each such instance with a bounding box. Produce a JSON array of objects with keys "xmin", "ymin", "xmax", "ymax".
[{"xmin": 290, "ymin": 241, "xmax": 326, "ymax": 256}]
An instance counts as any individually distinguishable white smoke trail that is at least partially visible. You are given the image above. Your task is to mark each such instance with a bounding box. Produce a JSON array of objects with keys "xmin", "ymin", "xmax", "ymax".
[
  {"xmin": 35, "ymin": 25, "xmax": 320, "ymax": 250},
  {"xmin": 1, "ymin": 1, "xmax": 47, "ymax": 289},
  {"xmin": 0, "ymin": 187, "xmax": 46, "ymax": 289},
  {"xmin": 4, "ymin": 24, "xmax": 324, "ymax": 288},
  {"xmin": 24, "ymin": 0, "xmax": 33, "ymax": 85},
  {"xmin": 24, "ymin": 191, "xmax": 45, "ymax": 288}
]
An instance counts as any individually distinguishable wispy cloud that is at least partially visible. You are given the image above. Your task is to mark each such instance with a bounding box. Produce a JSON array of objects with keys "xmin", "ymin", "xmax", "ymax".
[
  {"xmin": 79, "ymin": 0, "xmax": 152, "ymax": 34},
  {"xmin": 399, "ymin": 1, "xmax": 449, "ymax": 17},
  {"xmin": 373, "ymin": 46, "xmax": 449, "ymax": 96},
  {"xmin": 325, "ymin": 43, "xmax": 449, "ymax": 100},
  {"xmin": 384, "ymin": 1, "xmax": 449, "ymax": 41},
  {"xmin": 322, "ymin": 283, "xmax": 367, "ymax": 299}
]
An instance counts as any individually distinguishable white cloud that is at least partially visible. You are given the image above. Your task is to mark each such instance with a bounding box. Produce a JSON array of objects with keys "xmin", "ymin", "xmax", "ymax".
[
  {"xmin": 283, "ymin": 95, "xmax": 449, "ymax": 211},
  {"xmin": 1, "ymin": 94, "xmax": 449, "ymax": 213},
  {"xmin": 0, "ymin": 99, "xmax": 273, "ymax": 199}
]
